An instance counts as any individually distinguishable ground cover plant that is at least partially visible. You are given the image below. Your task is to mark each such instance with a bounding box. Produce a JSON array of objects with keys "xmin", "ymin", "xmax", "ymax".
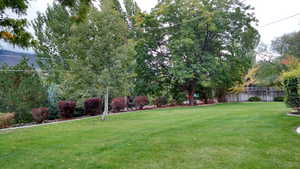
[
  {"xmin": 248, "ymin": 96, "xmax": 262, "ymax": 102},
  {"xmin": 0, "ymin": 102, "xmax": 300, "ymax": 169}
]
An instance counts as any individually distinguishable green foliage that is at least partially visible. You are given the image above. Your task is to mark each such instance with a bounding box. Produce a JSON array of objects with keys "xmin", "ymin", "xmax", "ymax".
[
  {"xmin": 273, "ymin": 96, "xmax": 284, "ymax": 102},
  {"xmin": 134, "ymin": 0, "xmax": 260, "ymax": 102},
  {"xmin": 255, "ymin": 60, "xmax": 287, "ymax": 87},
  {"xmin": 283, "ymin": 78, "xmax": 300, "ymax": 108},
  {"xmin": 0, "ymin": 0, "xmax": 33, "ymax": 47},
  {"xmin": 272, "ymin": 31, "xmax": 300, "ymax": 58},
  {"xmin": 281, "ymin": 63, "xmax": 300, "ymax": 80},
  {"xmin": 280, "ymin": 58, "xmax": 300, "ymax": 109},
  {"xmin": 170, "ymin": 89, "xmax": 186, "ymax": 105},
  {"xmin": 47, "ymin": 84, "xmax": 60, "ymax": 120},
  {"xmin": 248, "ymin": 96, "xmax": 262, "ymax": 102},
  {"xmin": 32, "ymin": 2, "xmax": 136, "ymax": 104},
  {"xmin": 0, "ymin": 0, "xmax": 28, "ymax": 13},
  {"xmin": 154, "ymin": 96, "xmax": 168, "ymax": 107},
  {"xmin": 0, "ymin": 58, "xmax": 48, "ymax": 123},
  {"xmin": 57, "ymin": 0, "xmax": 93, "ymax": 22}
]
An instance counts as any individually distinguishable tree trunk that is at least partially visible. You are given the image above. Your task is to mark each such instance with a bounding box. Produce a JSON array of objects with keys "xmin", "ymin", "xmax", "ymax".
[
  {"xmin": 216, "ymin": 88, "xmax": 226, "ymax": 103},
  {"xmin": 188, "ymin": 90, "xmax": 195, "ymax": 105},
  {"xmin": 204, "ymin": 97, "xmax": 208, "ymax": 104},
  {"xmin": 101, "ymin": 87, "xmax": 109, "ymax": 120},
  {"xmin": 124, "ymin": 96, "xmax": 128, "ymax": 111}
]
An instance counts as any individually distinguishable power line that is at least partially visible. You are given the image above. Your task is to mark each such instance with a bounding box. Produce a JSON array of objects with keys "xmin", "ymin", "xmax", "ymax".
[
  {"xmin": 260, "ymin": 12, "xmax": 300, "ymax": 28},
  {"xmin": 0, "ymin": 70, "xmax": 37, "ymax": 72},
  {"xmin": 0, "ymin": 69, "xmax": 74, "ymax": 73}
]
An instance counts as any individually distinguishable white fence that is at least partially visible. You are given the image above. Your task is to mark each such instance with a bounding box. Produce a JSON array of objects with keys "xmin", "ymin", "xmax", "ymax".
[{"xmin": 225, "ymin": 87, "xmax": 284, "ymax": 102}]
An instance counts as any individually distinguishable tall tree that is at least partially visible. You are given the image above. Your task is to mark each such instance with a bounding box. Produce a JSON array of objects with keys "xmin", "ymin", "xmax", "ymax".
[
  {"xmin": 272, "ymin": 31, "xmax": 300, "ymax": 58},
  {"xmin": 0, "ymin": 58, "xmax": 47, "ymax": 122},
  {"xmin": 135, "ymin": 0, "xmax": 259, "ymax": 104},
  {"xmin": 33, "ymin": 1, "xmax": 136, "ymax": 120}
]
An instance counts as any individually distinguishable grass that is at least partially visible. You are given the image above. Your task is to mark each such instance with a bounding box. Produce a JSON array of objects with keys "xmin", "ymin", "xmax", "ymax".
[{"xmin": 0, "ymin": 102, "xmax": 300, "ymax": 169}]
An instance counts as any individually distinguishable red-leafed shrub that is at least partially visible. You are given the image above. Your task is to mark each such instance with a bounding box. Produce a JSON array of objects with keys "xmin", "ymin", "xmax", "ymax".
[
  {"xmin": 154, "ymin": 96, "xmax": 168, "ymax": 107},
  {"xmin": 84, "ymin": 98, "xmax": 102, "ymax": 116},
  {"xmin": 32, "ymin": 108, "xmax": 49, "ymax": 123},
  {"xmin": 58, "ymin": 101, "xmax": 76, "ymax": 118},
  {"xmin": 111, "ymin": 97, "xmax": 128, "ymax": 113},
  {"xmin": 135, "ymin": 96, "xmax": 149, "ymax": 110},
  {"xmin": 0, "ymin": 113, "xmax": 15, "ymax": 129}
]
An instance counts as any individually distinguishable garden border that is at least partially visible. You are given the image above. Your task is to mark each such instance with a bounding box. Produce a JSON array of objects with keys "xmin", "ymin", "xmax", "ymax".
[{"xmin": 0, "ymin": 104, "xmax": 217, "ymax": 132}]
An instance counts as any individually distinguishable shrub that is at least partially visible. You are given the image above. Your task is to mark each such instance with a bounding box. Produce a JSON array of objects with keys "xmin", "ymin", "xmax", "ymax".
[
  {"xmin": 84, "ymin": 98, "xmax": 102, "ymax": 116},
  {"xmin": 0, "ymin": 113, "xmax": 15, "ymax": 129},
  {"xmin": 74, "ymin": 107, "xmax": 84, "ymax": 117},
  {"xmin": 48, "ymin": 104, "xmax": 59, "ymax": 120},
  {"xmin": 47, "ymin": 84, "xmax": 60, "ymax": 120},
  {"xmin": 111, "ymin": 97, "xmax": 127, "ymax": 113},
  {"xmin": 32, "ymin": 108, "xmax": 49, "ymax": 123},
  {"xmin": 173, "ymin": 92, "xmax": 186, "ymax": 105},
  {"xmin": 274, "ymin": 96, "xmax": 284, "ymax": 102},
  {"xmin": 127, "ymin": 96, "xmax": 135, "ymax": 110},
  {"xmin": 248, "ymin": 96, "xmax": 262, "ymax": 102},
  {"xmin": 58, "ymin": 101, "xmax": 76, "ymax": 118},
  {"xmin": 135, "ymin": 96, "xmax": 149, "ymax": 110},
  {"xmin": 284, "ymin": 78, "xmax": 300, "ymax": 108},
  {"xmin": 154, "ymin": 96, "xmax": 168, "ymax": 107},
  {"xmin": 14, "ymin": 111, "xmax": 33, "ymax": 123}
]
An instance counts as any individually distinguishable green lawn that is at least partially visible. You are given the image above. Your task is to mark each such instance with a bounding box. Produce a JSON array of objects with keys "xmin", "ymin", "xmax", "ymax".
[{"xmin": 0, "ymin": 103, "xmax": 300, "ymax": 169}]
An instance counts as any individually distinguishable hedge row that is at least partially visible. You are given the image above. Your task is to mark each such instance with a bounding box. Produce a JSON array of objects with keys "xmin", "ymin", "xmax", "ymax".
[{"xmin": 1, "ymin": 96, "xmax": 152, "ymax": 128}]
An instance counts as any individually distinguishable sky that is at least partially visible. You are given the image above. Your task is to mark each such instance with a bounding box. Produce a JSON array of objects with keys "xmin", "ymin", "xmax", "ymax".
[{"xmin": 1, "ymin": 0, "xmax": 300, "ymax": 53}]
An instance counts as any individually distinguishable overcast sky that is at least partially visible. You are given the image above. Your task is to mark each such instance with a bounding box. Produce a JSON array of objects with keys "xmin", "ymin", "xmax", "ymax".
[{"xmin": 1, "ymin": 0, "xmax": 300, "ymax": 53}]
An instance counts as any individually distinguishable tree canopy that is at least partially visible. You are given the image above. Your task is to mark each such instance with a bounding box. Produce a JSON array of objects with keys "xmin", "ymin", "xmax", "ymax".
[
  {"xmin": 0, "ymin": 0, "xmax": 33, "ymax": 47},
  {"xmin": 0, "ymin": 0, "xmax": 100, "ymax": 47},
  {"xmin": 0, "ymin": 58, "xmax": 47, "ymax": 122},
  {"xmin": 134, "ymin": 0, "xmax": 260, "ymax": 103},
  {"xmin": 272, "ymin": 31, "xmax": 300, "ymax": 58},
  {"xmin": 32, "ymin": 0, "xmax": 138, "ymax": 119}
]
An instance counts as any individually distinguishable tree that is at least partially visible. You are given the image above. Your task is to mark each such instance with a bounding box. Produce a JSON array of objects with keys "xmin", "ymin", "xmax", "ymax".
[
  {"xmin": 0, "ymin": 0, "xmax": 33, "ymax": 47},
  {"xmin": 0, "ymin": 0, "xmax": 98, "ymax": 47},
  {"xmin": 32, "ymin": 1, "xmax": 137, "ymax": 120},
  {"xmin": 0, "ymin": 58, "xmax": 47, "ymax": 122},
  {"xmin": 255, "ymin": 59, "xmax": 287, "ymax": 87},
  {"xmin": 272, "ymin": 31, "xmax": 300, "ymax": 58},
  {"xmin": 57, "ymin": 0, "xmax": 92, "ymax": 22},
  {"xmin": 281, "ymin": 61, "xmax": 300, "ymax": 112},
  {"xmin": 135, "ymin": 0, "xmax": 260, "ymax": 104}
]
